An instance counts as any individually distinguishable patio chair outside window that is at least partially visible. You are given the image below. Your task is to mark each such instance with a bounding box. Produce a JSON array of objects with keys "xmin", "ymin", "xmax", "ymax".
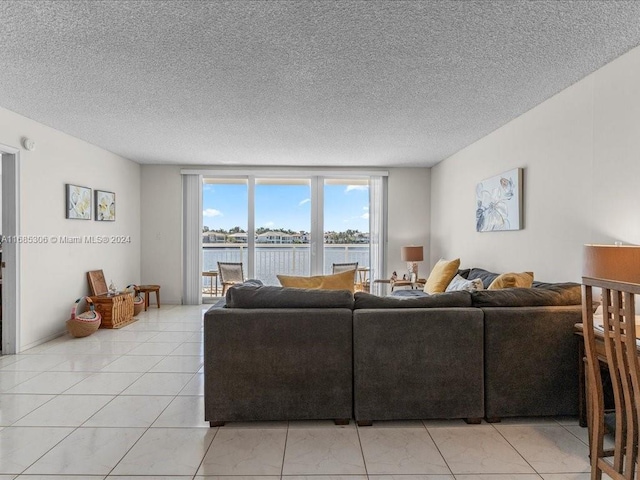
[
  {"xmin": 332, "ymin": 262, "xmax": 358, "ymax": 284},
  {"xmin": 218, "ymin": 262, "xmax": 245, "ymax": 295}
]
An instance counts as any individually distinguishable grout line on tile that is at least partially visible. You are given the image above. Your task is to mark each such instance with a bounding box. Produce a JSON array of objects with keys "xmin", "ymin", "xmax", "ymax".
[{"xmin": 422, "ymin": 419, "xmax": 455, "ymax": 477}]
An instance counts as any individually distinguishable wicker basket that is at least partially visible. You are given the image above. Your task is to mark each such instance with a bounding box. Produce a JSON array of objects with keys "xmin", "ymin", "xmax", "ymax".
[
  {"xmin": 126, "ymin": 284, "xmax": 145, "ymax": 316},
  {"xmin": 66, "ymin": 297, "xmax": 102, "ymax": 338},
  {"xmin": 133, "ymin": 296, "xmax": 144, "ymax": 316}
]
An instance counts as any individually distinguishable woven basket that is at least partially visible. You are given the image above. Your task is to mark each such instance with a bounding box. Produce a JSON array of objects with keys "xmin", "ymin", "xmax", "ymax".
[
  {"xmin": 66, "ymin": 297, "xmax": 101, "ymax": 338},
  {"xmin": 133, "ymin": 296, "xmax": 144, "ymax": 316},
  {"xmin": 126, "ymin": 284, "xmax": 145, "ymax": 316}
]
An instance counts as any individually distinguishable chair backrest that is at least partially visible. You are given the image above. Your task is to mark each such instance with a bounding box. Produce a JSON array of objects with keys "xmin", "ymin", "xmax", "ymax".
[
  {"xmin": 218, "ymin": 262, "xmax": 244, "ymax": 284},
  {"xmin": 582, "ymin": 278, "xmax": 640, "ymax": 479},
  {"xmin": 332, "ymin": 262, "xmax": 358, "ymax": 282}
]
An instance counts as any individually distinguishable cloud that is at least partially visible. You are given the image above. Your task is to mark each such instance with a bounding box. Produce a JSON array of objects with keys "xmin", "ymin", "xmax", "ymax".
[
  {"xmin": 298, "ymin": 198, "xmax": 310, "ymax": 206},
  {"xmin": 264, "ymin": 221, "xmax": 275, "ymax": 227},
  {"xmin": 345, "ymin": 185, "xmax": 368, "ymax": 193},
  {"xmin": 363, "ymin": 206, "xmax": 369, "ymax": 211},
  {"xmin": 203, "ymin": 208, "xmax": 222, "ymax": 217},
  {"xmin": 203, "ymin": 185, "xmax": 213, "ymax": 191},
  {"xmin": 361, "ymin": 212, "xmax": 370, "ymax": 219}
]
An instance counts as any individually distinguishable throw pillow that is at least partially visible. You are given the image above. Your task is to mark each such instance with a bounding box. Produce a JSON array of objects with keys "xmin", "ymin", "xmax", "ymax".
[
  {"xmin": 423, "ymin": 258, "xmax": 461, "ymax": 294},
  {"xmin": 487, "ymin": 271, "xmax": 534, "ymax": 289},
  {"xmin": 277, "ymin": 269, "xmax": 355, "ymax": 292},
  {"xmin": 445, "ymin": 274, "xmax": 484, "ymax": 292}
]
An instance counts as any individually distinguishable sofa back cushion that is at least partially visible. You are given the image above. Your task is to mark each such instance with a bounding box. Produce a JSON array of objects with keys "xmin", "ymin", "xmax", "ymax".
[
  {"xmin": 354, "ymin": 290, "xmax": 472, "ymax": 309},
  {"xmin": 226, "ymin": 283, "xmax": 354, "ymax": 309},
  {"xmin": 470, "ymin": 282, "xmax": 582, "ymax": 307}
]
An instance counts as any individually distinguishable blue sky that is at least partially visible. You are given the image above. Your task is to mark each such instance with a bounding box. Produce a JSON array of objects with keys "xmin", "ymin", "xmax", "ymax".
[{"xmin": 203, "ymin": 183, "xmax": 369, "ymax": 232}]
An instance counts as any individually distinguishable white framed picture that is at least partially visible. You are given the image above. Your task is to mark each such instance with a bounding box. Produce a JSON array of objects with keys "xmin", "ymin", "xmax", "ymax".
[
  {"xmin": 476, "ymin": 168, "xmax": 523, "ymax": 232},
  {"xmin": 95, "ymin": 190, "xmax": 116, "ymax": 221},
  {"xmin": 65, "ymin": 184, "xmax": 92, "ymax": 220}
]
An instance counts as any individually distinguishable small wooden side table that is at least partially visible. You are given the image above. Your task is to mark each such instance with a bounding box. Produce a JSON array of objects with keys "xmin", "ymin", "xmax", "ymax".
[
  {"xmin": 202, "ymin": 271, "xmax": 219, "ymax": 296},
  {"xmin": 135, "ymin": 284, "xmax": 161, "ymax": 311}
]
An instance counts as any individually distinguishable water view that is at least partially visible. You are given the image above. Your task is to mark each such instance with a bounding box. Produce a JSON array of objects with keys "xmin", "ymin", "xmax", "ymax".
[{"xmin": 203, "ymin": 244, "xmax": 369, "ymax": 286}]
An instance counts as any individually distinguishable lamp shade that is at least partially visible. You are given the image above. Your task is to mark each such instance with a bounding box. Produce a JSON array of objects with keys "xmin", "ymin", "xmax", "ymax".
[
  {"xmin": 583, "ymin": 244, "xmax": 640, "ymax": 285},
  {"xmin": 401, "ymin": 246, "xmax": 424, "ymax": 262}
]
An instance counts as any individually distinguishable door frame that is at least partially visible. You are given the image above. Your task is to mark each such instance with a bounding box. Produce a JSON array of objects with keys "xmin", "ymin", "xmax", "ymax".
[{"xmin": 0, "ymin": 143, "xmax": 21, "ymax": 354}]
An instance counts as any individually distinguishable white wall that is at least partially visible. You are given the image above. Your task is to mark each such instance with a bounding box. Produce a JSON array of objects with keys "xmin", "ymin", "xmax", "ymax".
[
  {"xmin": 139, "ymin": 166, "xmax": 431, "ymax": 300},
  {"xmin": 140, "ymin": 165, "xmax": 182, "ymax": 304},
  {"xmin": 430, "ymin": 45, "xmax": 640, "ymax": 283},
  {"xmin": 0, "ymin": 106, "xmax": 141, "ymax": 350},
  {"xmin": 387, "ymin": 168, "xmax": 431, "ymax": 280}
]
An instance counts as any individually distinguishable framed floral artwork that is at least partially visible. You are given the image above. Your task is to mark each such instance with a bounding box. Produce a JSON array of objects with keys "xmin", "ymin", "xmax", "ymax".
[
  {"xmin": 476, "ymin": 168, "xmax": 523, "ymax": 232},
  {"xmin": 65, "ymin": 184, "xmax": 92, "ymax": 220},
  {"xmin": 95, "ymin": 190, "xmax": 116, "ymax": 221}
]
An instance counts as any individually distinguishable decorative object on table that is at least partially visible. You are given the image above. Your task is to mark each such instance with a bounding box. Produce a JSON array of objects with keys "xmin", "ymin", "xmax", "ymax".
[
  {"xmin": 66, "ymin": 296, "xmax": 101, "ymax": 337},
  {"xmin": 476, "ymin": 168, "xmax": 523, "ymax": 232},
  {"xmin": 124, "ymin": 284, "xmax": 145, "ymax": 316},
  {"xmin": 65, "ymin": 183, "xmax": 92, "ymax": 220},
  {"xmin": 95, "ymin": 190, "xmax": 115, "ymax": 221},
  {"xmin": 401, "ymin": 245, "xmax": 424, "ymax": 282},
  {"xmin": 581, "ymin": 244, "xmax": 640, "ymax": 480}
]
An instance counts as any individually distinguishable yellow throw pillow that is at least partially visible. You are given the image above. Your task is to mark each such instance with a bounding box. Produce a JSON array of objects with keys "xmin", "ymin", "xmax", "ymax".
[
  {"xmin": 423, "ymin": 258, "xmax": 461, "ymax": 294},
  {"xmin": 488, "ymin": 272, "xmax": 534, "ymax": 289},
  {"xmin": 277, "ymin": 269, "xmax": 355, "ymax": 293}
]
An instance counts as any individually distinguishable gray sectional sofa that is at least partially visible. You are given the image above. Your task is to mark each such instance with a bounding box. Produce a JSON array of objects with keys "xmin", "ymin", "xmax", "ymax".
[{"xmin": 203, "ymin": 270, "xmax": 582, "ymax": 426}]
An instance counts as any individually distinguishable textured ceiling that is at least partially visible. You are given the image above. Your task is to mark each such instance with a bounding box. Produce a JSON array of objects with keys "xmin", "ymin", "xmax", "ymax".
[{"xmin": 1, "ymin": 1, "xmax": 640, "ymax": 167}]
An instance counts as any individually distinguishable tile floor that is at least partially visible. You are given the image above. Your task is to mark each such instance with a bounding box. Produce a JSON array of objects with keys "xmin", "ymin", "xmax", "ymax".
[{"xmin": 0, "ymin": 305, "xmax": 600, "ymax": 479}]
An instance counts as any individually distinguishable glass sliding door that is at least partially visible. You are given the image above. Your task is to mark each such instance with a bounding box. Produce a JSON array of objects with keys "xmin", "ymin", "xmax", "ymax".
[
  {"xmin": 323, "ymin": 179, "xmax": 370, "ymax": 286},
  {"xmin": 202, "ymin": 178, "xmax": 248, "ymax": 298},
  {"xmin": 200, "ymin": 173, "xmax": 382, "ymax": 297},
  {"xmin": 254, "ymin": 178, "xmax": 311, "ymax": 285}
]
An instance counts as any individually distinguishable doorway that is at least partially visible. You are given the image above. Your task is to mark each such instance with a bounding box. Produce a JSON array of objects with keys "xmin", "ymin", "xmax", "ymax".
[{"xmin": 0, "ymin": 144, "xmax": 21, "ymax": 354}]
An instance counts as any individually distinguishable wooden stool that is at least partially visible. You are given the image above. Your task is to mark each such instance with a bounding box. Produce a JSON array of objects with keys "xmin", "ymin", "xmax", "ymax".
[{"xmin": 135, "ymin": 284, "xmax": 161, "ymax": 311}]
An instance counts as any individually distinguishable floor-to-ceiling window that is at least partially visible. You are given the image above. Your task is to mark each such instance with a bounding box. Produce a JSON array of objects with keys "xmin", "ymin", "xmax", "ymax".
[
  {"xmin": 198, "ymin": 171, "xmax": 386, "ymax": 298},
  {"xmin": 255, "ymin": 178, "xmax": 311, "ymax": 285},
  {"xmin": 323, "ymin": 178, "xmax": 370, "ymax": 275}
]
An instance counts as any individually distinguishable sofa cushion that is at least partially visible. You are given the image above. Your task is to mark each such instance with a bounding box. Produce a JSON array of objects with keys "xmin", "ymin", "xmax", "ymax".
[
  {"xmin": 466, "ymin": 268, "xmax": 500, "ymax": 288},
  {"xmin": 470, "ymin": 283, "xmax": 582, "ymax": 307},
  {"xmin": 226, "ymin": 283, "xmax": 354, "ymax": 309},
  {"xmin": 277, "ymin": 269, "xmax": 355, "ymax": 292},
  {"xmin": 488, "ymin": 272, "xmax": 534, "ymax": 289},
  {"xmin": 446, "ymin": 274, "xmax": 484, "ymax": 292},
  {"xmin": 354, "ymin": 290, "xmax": 472, "ymax": 309},
  {"xmin": 423, "ymin": 258, "xmax": 461, "ymax": 294}
]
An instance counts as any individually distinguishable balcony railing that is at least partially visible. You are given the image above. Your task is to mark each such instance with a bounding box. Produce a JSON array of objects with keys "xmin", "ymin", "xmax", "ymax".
[{"xmin": 202, "ymin": 243, "xmax": 370, "ymax": 291}]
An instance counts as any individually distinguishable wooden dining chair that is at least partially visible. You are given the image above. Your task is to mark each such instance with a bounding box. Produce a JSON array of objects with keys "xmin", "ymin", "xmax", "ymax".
[
  {"xmin": 217, "ymin": 262, "xmax": 245, "ymax": 295},
  {"xmin": 583, "ymin": 277, "xmax": 640, "ymax": 479}
]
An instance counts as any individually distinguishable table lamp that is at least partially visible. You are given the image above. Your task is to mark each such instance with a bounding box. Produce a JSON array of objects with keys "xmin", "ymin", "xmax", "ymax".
[
  {"xmin": 401, "ymin": 245, "xmax": 424, "ymax": 282},
  {"xmin": 583, "ymin": 244, "xmax": 640, "ymax": 285}
]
